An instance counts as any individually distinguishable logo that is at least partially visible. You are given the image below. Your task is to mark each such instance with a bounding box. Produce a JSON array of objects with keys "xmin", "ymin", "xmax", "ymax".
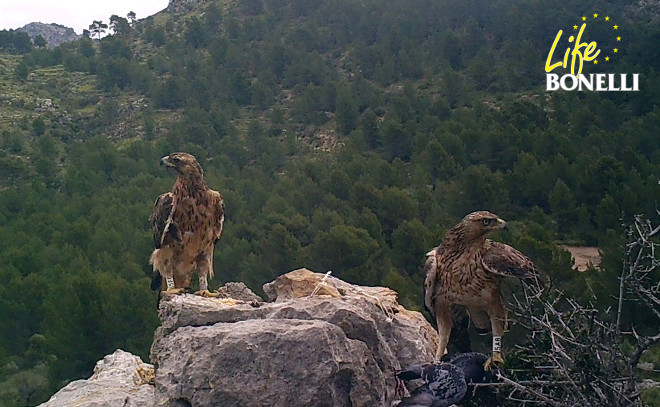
[{"xmin": 545, "ymin": 13, "xmax": 639, "ymax": 91}]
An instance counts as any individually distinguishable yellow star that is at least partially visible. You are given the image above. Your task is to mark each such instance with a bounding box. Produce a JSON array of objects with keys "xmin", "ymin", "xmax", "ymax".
[
  {"xmin": 582, "ymin": 16, "xmax": 587, "ymax": 21},
  {"xmin": 614, "ymin": 48, "xmax": 618, "ymax": 53},
  {"xmin": 594, "ymin": 60, "xmax": 598, "ymax": 64},
  {"xmin": 605, "ymin": 56, "xmax": 610, "ymax": 61},
  {"xmin": 605, "ymin": 16, "xmax": 610, "ymax": 21},
  {"xmin": 593, "ymin": 13, "xmax": 598, "ymax": 18},
  {"xmin": 613, "ymin": 25, "xmax": 619, "ymax": 29},
  {"xmin": 617, "ymin": 36, "xmax": 621, "ymax": 41},
  {"xmin": 573, "ymin": 25, "xmax": 578, "ymax": 30}
]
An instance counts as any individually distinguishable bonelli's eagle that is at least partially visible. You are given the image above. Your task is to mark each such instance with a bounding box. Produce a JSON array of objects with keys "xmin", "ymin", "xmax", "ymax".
[
  {"xmin": 423, "ymin": 211, "xmax": 541, "ymax": 369},
  {"xmin": 149, "ymin": 153, "xmax": 225, "ymax": 297}
]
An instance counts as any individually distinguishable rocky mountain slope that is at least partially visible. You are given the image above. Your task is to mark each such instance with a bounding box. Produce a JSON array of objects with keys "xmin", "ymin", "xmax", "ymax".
[
  {"xmin": 39, "ymin": 269, "xmax": 438, "ymax": 407},
  {"xmin": 17, "ymin": 22, "xmax": 81, "ymax": 48}
]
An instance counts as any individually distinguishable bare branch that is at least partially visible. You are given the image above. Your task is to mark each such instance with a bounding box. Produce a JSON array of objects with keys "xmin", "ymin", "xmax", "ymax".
[
  {"xmin": 486, "ymin": 215, "xmax": 658, "ymax": 406},
  {"xmin": 494, "ymin": 372, "xmax": 566, "ymax": 407}
]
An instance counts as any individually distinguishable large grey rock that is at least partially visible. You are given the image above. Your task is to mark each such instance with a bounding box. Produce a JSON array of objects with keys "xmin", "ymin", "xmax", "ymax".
[
  {"xmin": 17, "ymin": 22, "xmax": 81, "ymax": 48},
  {"xmin": 216, "ymin": 281, "xmax": 263, "ymax": 303},
  {"xmin": 151, "ymin": 269, "xmax": 439, "ymax": 407},
  {"xmin": 153, "ymin": 319, "xmax": 384, "ymax": 407},
  {"xmin": 39, "ymin": 349, "xmax": 155, "ymax": 407}
]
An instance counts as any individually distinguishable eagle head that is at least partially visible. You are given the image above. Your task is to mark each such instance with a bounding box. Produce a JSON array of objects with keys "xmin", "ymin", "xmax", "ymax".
[
  {"xmin": 460, "ymin": 211, "xmax": 508, "ymax": 240},
  {"xmin": 161, "ymin": 152, "xmax": 204, "ymax": 178}
]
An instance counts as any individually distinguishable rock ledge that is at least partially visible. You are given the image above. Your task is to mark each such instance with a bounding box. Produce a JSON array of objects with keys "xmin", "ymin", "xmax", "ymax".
[
  {"xmin": 39, "ymin": 349, "xmax": 154, "ymax": 407},
  {"xmin": 42, "ymin": 269, "xmax": 438, "ymax": 407}
]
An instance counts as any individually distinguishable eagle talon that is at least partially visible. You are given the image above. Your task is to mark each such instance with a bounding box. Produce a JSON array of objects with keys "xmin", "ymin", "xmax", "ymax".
[
  {"xmin": 194, "ymin": 289, "xmax": 220, "ymax": 298},
  {"xmin": 484, "ymin": 351, "xmax": 504, "ymax": 371},
  {"xmin": 163, "ymin": 287, "xmax": 186, "ymax": 295}
]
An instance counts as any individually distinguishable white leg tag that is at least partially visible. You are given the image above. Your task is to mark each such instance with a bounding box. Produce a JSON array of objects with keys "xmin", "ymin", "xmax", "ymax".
[
  {"xmin": 493, "ymin": 336, "xmax": 502, "ymax": 353},
  {"xmin": 166, "ymin": 276, "xmax": 175, "ymax": 290}
]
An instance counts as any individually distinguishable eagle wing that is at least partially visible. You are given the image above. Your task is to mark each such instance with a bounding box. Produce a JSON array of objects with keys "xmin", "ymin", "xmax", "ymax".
[
  {"xmin": 424, "ymin": 246, "xmax": 472, "ymax": 352},
  {"xmin": 481, "ymin": 240, "xmax": 538, "ymax": 280},
  {"xmin": 207, "ymin": 189, "xmax": 225, "ymax": 244},
  {"xmin": 149, "ymin": 192, "xmax": 180, "ymax": 249},
  {"xmin": 423, "ymin": 247, "xmax": 441, "ymax": 317},
  {"xmin": 423, "ymin": 246, "xmax": 467, "ymax": 320}
]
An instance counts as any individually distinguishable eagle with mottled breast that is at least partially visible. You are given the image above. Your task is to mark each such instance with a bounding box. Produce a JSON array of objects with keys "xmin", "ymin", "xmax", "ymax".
[
  {"xmin": 424, "ymin": 211, "xmax": 541, "ymax": 369},
  {"xmin": 149, "ymin": 153, "xmax": 225, "ymax": 297}
]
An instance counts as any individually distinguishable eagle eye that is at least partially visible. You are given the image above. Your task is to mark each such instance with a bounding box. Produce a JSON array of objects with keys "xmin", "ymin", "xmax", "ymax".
[
  {"xmin": 482, "ymin": 218, "xmax": 492, "ymax": 226},
  {"xmin": 171, "ymin": 157, "xmax": 181, "ymax": 163}
]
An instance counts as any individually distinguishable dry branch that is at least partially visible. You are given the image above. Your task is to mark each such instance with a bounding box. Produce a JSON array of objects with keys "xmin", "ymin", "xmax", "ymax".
[{"xmin": 473, "ymin": 215, "xmax": 659, "ymax": 406}]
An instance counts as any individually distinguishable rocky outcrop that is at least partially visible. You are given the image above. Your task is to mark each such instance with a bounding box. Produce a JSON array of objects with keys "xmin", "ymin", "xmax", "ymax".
[
  {"xmin": 39, "ymin": 349, "xmax": 155, "ymax": 407},
  {"xmin": 154, "ymin": 318, "xmax": 385, "ymax": 406},
  {"xmin": 216, "ymin": 281, "xmax": 263, "ymax": 303},
  {"xmin": 41, "ymin": 269, "xmax": 438, "ymax": 407},
  {"xmin": 152, "ymin": 269, "xmax": 438, "ymax": 407},
  {"xmin": 17, "ymin": 23, "xmax": 81, "ymax": 48}
]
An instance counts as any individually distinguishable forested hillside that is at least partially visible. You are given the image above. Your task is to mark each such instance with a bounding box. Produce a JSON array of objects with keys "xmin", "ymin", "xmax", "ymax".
[{"xmin": 0, "ymin": 0, "xmax": 658, "ymax": 405}]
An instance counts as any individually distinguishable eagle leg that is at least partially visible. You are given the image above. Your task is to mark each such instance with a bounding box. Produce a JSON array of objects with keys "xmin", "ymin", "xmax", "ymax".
[
  {"xmin": 485, "ymin": 306, "xmax": 507, "ymax": 370},
  {"xmin": 162, "ymin": 275, "xmax": 186, "ymax": 295},
  {"xmin": 194, "ymin": 273, "xmax": 220, "ymax": 298},
  {"xmin": 195, "ymin": 253, "xmax": 220, "ymax": 298},
  {"xmin": 434, "ymin": 309, "xmax": 452, "ymax": 363},
  {"xmin": 151, "ymin": 249, "xmax": 185, "ymax": 295}
]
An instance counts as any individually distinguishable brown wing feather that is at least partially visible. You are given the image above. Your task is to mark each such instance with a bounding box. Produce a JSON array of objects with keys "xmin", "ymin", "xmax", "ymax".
[
  {"xmin": 423, "ymin": 247, "xmax": 468, "ymax": 323},
  {"xmin": 423, "ymin": 246, "xmax": 443, "ymax": 317},
  {"xmin": 207, "ymin": 189, "xmax": 225, "ymax": 244},
  {"xmin": 481, "ymin": 240, "xmax": 537, "ymax": 279},
  {"xmin": 423, "ymin": 246, "xmax": 473, "ymax": 353},
  {"xmin": 149, "ymin": 192, "xmax": 180, "ymax": 248}
]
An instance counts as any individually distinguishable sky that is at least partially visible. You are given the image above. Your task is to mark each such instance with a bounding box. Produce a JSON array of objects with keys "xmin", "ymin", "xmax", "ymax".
[{"xmin": 0, "ymin": 0, "xmax": 170, "ymax": 34}]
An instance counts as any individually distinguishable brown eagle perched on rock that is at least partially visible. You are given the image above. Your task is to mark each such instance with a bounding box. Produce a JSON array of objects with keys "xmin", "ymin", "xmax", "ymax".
[
  {"xmin": 423, "ymin": 211, "xmax": 541, "ymax": 369},
  {"xmin": 149, "ymin": 153, "xmax": 225, "ymax": 297}
]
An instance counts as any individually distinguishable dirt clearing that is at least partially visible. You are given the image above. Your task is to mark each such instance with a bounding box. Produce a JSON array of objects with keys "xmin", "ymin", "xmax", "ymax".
[{"xmin": 562, "ymin": 246, "xmax": 601, "ymax": 271}]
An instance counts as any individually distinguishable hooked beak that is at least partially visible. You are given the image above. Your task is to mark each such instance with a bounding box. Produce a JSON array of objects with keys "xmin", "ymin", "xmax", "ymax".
[
  {"xmin": 160, "ymin": 155, "xmax": 173, "ymax": 167},
  {"xmin": 497, "ymin": 218, "xmax": 508, "ymax": 230}
]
